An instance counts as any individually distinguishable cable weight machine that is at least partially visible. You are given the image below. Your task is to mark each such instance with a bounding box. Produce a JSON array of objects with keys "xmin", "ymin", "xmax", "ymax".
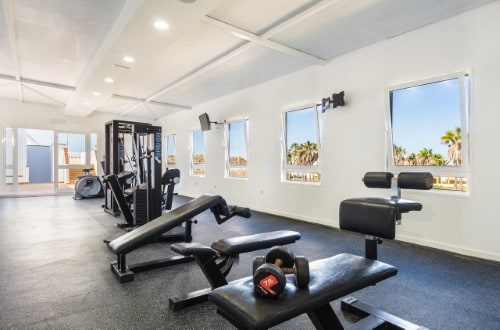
[{"xmin": 103, "ymin": 120, "xmax": 162, "ymax": 227}]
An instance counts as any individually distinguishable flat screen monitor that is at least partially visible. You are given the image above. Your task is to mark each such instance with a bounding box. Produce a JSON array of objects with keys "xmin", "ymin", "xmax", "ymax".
[{"xmin": 199, "ymin": 113, "xmax": 211, "ymax": 131}]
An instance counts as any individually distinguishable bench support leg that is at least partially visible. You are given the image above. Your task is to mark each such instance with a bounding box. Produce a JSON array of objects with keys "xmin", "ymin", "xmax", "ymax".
[
  {"xmin": 110, "ymin": 254, "xmax": 134, "ymax": 283},
  {"xmin": 169, "ymin": 255, "xmax": 229, "ymax": 311},
  {"xmin": 110, "ymin": 254, "xmax": 194, "ymax": 283},
  {"xmin": 307, "ymin": 303, "xmax": 344, "ymax": 330},
  {"xmin": 341, "ymin": 296, "xmax": 429, "ymax": 330}
]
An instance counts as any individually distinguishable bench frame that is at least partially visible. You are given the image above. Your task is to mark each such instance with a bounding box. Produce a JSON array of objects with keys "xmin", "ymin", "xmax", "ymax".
[
  {"xmin": 209, "ymin": 172, "xmax": 432, "ymax": 329},
  {"xmin": 107, "ymin": 194, "xmax": 251, "ymax": 283},
  {"xmin": 169, "ymin": 230, "xmax": 301, "ymax": 311}
]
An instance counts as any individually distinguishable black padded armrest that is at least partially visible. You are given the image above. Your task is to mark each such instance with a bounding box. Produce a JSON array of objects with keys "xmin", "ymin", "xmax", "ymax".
[
  {"xmin": 393, "ymin": 198, "xmax": 422, "ymax": 213},
  {"xmin": 209, "ymin": 253, "xmax": 397, "ymax": 330},
  {"xmin": 171, "ymin": 242, "xmax": 216, "ymax": 258},
  {"xmin": 108, "ymin": 194, "xmax": 227, "ymax": 254},
  {"xmin": 211, "ymin": 230, "xmax": 301, "ymax": 256}
]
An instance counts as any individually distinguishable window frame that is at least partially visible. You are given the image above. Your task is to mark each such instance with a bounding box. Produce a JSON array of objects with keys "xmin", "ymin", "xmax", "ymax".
[
  {"xmin": 385, "ymin": 71, "xmax": 471, "ymax": 194},
  {"xmin": 189, "ymin": 128, "xmax": 205, "ymax": 177},
  {"xmin": 281, "ymin": 104, "xmax": 322, "ymax": 185},
  {"xmin": 224, "ymin": 118, "xmax": 249, "ymax": 180}
]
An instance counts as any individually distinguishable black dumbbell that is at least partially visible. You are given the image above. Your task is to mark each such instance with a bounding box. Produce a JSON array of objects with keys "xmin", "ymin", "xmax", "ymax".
[{"xmin": 253, "ymin": 246, "xmax": 310, "ymax": 298}]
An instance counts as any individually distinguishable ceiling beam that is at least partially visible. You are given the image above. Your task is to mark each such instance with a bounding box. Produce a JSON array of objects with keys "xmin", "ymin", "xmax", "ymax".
[
  {"xmin": 22, "ymin": 84, "xmax": 65, "ymax": 107},
  {"xmin": 2, "ymin": 0, "xmax": 22, "ymax": 102},
  {"xmin": 261, "ymin": 0, "xmax": 343, "ymax": 39},
  {"xmin": 202, "ymin": 16, "xmax": 325, "ymax": 65},
  {"xmin": 112, "ymin": 94, "xmax": 191, "ymax": 110},
  {"xmin": 2, "ymin": 0, "xmax": 20, "ymax": 80},
  {"xmin": 0, "ymin": 74, "xmax": 75, "ymax": 91}
]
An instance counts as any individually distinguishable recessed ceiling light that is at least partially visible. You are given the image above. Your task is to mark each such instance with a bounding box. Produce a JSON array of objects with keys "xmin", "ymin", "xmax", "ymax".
[
  {"xmin": 179, "ymin": 0, "xmax": 198, "ymax": 3},
  {"xmin": 92, "ymin": 92, "xmax": 100, "ymax": 96},
  {"xmin": 104, "ymin": 77, "xmax": 114, "ymax": 83},
  {"xmin": 153, "ymin": 20, "xmax": 169, "ymax": 30},
  {"xmin": 122, "ymin": 56, "xmax": 135, "ymax": 63}
]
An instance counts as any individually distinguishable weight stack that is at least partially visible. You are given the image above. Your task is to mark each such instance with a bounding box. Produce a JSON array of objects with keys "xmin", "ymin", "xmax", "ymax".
[{"xmin": 133, "ymin": 188, "xmax": 148, "ymax": 226}]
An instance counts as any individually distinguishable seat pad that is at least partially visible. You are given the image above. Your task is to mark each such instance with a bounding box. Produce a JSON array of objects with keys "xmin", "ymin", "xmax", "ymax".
[
  {"xmin": 209, "ymin": 253, "xmax": 397, "ymax": 330},
  {"xmin": 210, "ymin": 230, "xmax": 301, "ymax": 256}
]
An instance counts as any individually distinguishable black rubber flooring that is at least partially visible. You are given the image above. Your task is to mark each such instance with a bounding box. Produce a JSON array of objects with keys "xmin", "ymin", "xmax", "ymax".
[{"xmin": 0, "ymin": 195, "xmax": 499, "ymax": 329}]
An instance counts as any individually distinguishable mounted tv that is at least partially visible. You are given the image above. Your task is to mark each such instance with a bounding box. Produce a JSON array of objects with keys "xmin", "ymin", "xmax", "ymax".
[{"xmin": 199, "ymin": 113, "xmax": 211, "ymax": 131}]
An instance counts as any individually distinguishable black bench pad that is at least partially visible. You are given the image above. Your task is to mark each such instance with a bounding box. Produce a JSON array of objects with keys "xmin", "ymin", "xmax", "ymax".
[
  {"xmin": 209, "ymin": 253, "xmax": 397, "ymax": 330},
  {"xmin": 340, "ymin": 198, "xmax": 422, "ymax": 239},
  {"xmin": 171, "ymin": 242, "xmax": 217, "ymax": 258},
  {"xmin": 211, "ymin": 230, "xmax": 301, "ymax": 256},
  {"xmin": 109, "ymin": 194, "xmax": 228, "ymax": 255}
]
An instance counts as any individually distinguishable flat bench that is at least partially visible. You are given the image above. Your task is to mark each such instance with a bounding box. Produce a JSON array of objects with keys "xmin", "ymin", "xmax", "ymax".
[
  {"xmin": 209, "ymin": 253, "xmax": 398, "ymax": 330},
  {"xmin": 169, "ymin": 230, "xmax": 301, "ymax": 311},
  {"xmin": 107, "ymin": 194, "xmax": 251, "ymax": 283}
]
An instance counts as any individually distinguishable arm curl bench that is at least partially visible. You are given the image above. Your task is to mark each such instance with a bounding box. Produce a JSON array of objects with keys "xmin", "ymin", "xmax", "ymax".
[
  {"xmin": 107, "ymin": 194, "xmax": 251, "ymax": 283},
  {"xmin": 209, "ymin": 172, "xmax": 432, "ymax": 329},
  {"xmin": 169, "ymin": 230, "xmax": 301, "ymax": 311}
]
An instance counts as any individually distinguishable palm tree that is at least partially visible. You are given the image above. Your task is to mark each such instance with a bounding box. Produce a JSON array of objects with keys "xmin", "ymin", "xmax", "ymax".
[
  {"xmin": 407, "ymin": 153, "xmax": 417, "ymax": 166},
  {"xmin": 441, "ymin": 127, "xmax": 462, "ymax": 166},
  {"xmin": 287, "ymin": 142, "xmax": 300, "ymax": 165},
  {"xmin": 431, "ymin": 153, "xmax": 448, "ymax": 166},
  {"xmin": 417, "ymin": 148, "xmax": 433, "ymax": 165},
  {"xmin": 393, "ymin": 145, "xmax": 406, "ymax": 165},
  {"xmin": 296, "ymin": 141, "xmax": 318, "ymax": 165}
]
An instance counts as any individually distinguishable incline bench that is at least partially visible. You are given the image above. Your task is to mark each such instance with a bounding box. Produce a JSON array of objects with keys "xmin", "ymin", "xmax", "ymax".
[
  {"xmin": 209, "ymin": 172, "xmax": 432, "ymax": 329},
  {"xmin": 107, "ymin": 194, "xmax": 251, "ymax": 283}
]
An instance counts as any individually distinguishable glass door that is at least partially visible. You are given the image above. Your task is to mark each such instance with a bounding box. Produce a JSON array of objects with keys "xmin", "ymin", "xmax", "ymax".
[
  {"xmin": 18, "ymin": 128, "xmax": 55, "ymax": 195},
  {"xmin": 56, "ymin": 132, "xmax": 86, "ymax": 193},
  {"xmin": 4, "ymin": 128, "xmax": 16, "ymax": 193}
]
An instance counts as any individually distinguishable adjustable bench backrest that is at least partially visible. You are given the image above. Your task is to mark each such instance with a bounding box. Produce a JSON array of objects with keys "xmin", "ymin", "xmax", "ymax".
[{"xmin": 109, "ymin": 194, "xmax": 236, "ymax": 255}]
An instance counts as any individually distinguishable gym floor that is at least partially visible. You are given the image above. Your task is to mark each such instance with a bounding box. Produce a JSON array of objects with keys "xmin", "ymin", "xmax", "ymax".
[{"xmin": 0, "ymin": 195, "xmax": 499, "ymax": 329}]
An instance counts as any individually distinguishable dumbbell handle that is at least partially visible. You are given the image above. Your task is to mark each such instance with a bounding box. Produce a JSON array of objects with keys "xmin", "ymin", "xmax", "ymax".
[{"xmin": 274, "ymin": 258, "xmax": 296, "ymax": 275}]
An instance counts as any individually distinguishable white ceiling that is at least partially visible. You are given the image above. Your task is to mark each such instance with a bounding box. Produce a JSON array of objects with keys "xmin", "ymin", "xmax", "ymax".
[{"xmin": 0, "ymin": 0, "xmax": 496, "ymax": 120}]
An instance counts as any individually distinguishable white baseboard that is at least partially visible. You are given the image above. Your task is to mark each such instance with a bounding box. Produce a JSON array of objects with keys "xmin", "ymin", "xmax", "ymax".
[
  {"xmin": 250, "ymin": 206, "xmax": 500, "ymax": 262},
  {"xmin": 396, "ymin": 234, "xmax": 500, "ymax": 262}
]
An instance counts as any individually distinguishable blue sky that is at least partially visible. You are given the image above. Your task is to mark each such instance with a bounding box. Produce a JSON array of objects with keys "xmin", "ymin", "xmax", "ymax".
[
  {"xmin": 286, "ymin": 107, "xmax": 319, "ymax": 147},
  {"xmin": 167, "ymin": 135, "xmax": 175, "ymax": 155},
  {"xmin": 192, "ymin": 129, "xmax": 204, "ymax": 154},
  {"xmin": 229, "ymin": 121, "xmax": 247, "ymax": 158},
  {"xmin": 391, "ymin": 78, "xmax": 462, "ymax": 159}
]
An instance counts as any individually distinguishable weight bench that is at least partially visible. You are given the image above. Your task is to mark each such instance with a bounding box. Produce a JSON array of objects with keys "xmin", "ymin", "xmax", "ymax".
[
  {"xmin": 107, "ymin": 194, "xmax": 251, "ymax": 283},
  {"xmin": 169, "ymin": 230, "xmax": 301, "ymax": 311},
  {"xmin": 209, "ymin": 172, "xmax": 432, "ymax": 329}
]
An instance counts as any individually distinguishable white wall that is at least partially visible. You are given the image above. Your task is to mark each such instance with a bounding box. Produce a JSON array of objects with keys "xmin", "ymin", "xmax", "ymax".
[{"xmin": 157, "ymin": 2, "xmax": 500, "ymax": 261}]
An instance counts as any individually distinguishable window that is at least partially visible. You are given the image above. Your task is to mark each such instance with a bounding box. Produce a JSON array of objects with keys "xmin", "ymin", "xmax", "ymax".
[
  {"xmin": 387, "ymin": 72, "xmax": 470, "ymax": 192},
  {"xmin": 225, "ymin": 119, "xmax": 248, "ymax": 179},
  {"xmin": 282, "ymin": 105, "xmax": 322, "ymax": 183},
  {"xmin": 190, "ymin": 129, "xmax": 205, "ymax": 176},
  {"xmin": 166, "ymin": 134, "xmax": 176, "ymax": 166}
]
